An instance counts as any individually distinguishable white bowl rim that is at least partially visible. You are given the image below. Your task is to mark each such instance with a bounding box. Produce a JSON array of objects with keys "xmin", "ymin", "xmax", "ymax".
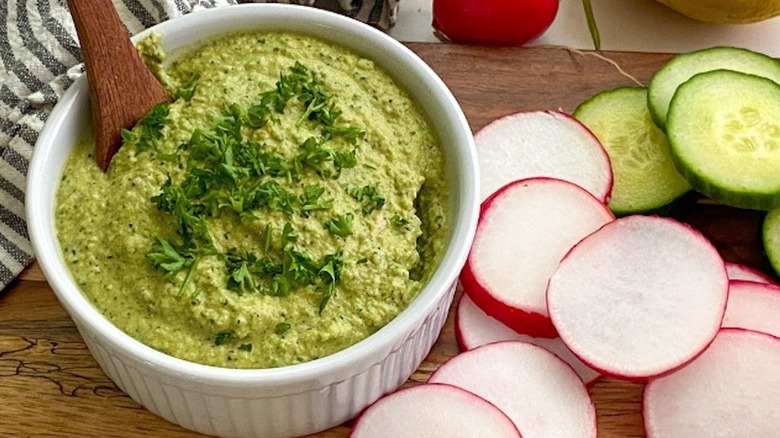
[{"xmin": 27, "ymin": 4, "xmax": 479, "ymax": 388}]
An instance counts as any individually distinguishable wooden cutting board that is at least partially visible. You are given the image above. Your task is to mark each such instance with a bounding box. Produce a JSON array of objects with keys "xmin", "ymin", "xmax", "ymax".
[{"xmin": 0, "ymin": 43, "xmax": 773, "ymax": 437}]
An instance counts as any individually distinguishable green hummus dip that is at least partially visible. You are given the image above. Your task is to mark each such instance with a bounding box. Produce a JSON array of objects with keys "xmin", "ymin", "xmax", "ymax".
[{"xmin": 55, "ymin": 32, "xmax": 448, "ymax": 368}]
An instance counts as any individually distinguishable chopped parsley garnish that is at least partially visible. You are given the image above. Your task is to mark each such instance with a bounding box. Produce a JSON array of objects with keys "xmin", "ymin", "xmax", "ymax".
[
  {"xmin": 324, "ymin": 213, "xmax": 353, "ymax": 237},
  {"xmin": 391, "ymin": 215, "xmax": 409, "ymax": 228},
  {"xmin": 350, "ymin": 185, "xmax": 385, "ymax": 215},
  {"xmin": 333, "ymin": 150, "xmax": 358, "ymax": 173},
  {"xmin": 214, "ymin": 331, "xmax": 236, "ymax": 346},
  {"xmin": 144, "ymin": 62, "xmax": 378, "ymax": 312},
  {"xmin": 221, "ymin": 223, "xmax": 344, "ymax": 311},
  {"xmin": 174, "ymin": 72, "xmax": 200, "ymax": 101},
  {"xmin": 275, "ymin": 322, "xmax": 291, "ymax": 335},
  {"xmin": 122, "ymin": 102, "xmax": 169, "ymax": 152},
  {"xmin": 146, "ymin": 237, "xmax": 190, "ymax": 275},
  {"xmin": 225, "ymin": 249, "xmax": 257, "ymax": 294},
  {"xmin": 317, "ymin": 251, "xmax": 344, "ymax": 313},
  {"xmin": 146, "ymin": 237, "xmax": 204, "ymax": 297},
  {"xmin": 238, "ymin": 343, "xmax": 253, "ymax": 352}
]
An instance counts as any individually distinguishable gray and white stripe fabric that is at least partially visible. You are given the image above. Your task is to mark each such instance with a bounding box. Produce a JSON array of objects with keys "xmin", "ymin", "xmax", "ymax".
[
  {"xmin": 242, "ymin": 0, "xmax": 400, "ymax": 30},
  {"xmin": 0, "ymin": 0, "xmax": 399, "ymax": 290}
]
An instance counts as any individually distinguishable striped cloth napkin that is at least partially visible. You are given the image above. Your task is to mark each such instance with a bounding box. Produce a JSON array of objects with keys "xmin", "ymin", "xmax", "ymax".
[{"xmin": 0, "ymin": 0, "xmax": 399, "ymax": 290}]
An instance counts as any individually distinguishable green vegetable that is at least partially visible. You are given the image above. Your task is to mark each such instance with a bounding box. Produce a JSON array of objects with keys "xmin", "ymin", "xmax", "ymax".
[
  {"xmin": 325, "ymin": 213, "xmax": 354, "ymax": 237},
  {"xmin": 317, "ymin": 251, "xmax": 344, "ymax": 313},
  {"xmin": 121, "ymin": 102, "xmax": 169, "ymax": 152},
  {"xmin": 146, "ymin": 237, "xmax": 203, "ymax": 297},
  {"xmin": 763, "ymin": 209, "xmax": 780, "ymax": 278},
  {"xmin": 275, "ymin": 322, "xmax": 291, "ymax": 335},
  {"xmin": 143, "ymin": 62, "xmax": 370, "ymax": 311},
  {"xmin": 333, "ymin": 150, "xmax": 358, "ymax": 174},
  {"xmin": 221, "ymin": 222, "xmax": 345, "ymax": 309},
  {"xmin": 214, "ymin": 331, "xmax": 236, "ymax": 346},
  {"xmin": 174, "ymin": 72, "xmax": 201, "ymax": 101},
  {"xmin": 581, "ymin": 0, "xmax": 601, "ymax": 50},
  {"xmin": 351, "ymin": 185, "xmax": 385, "ymax": 215},
  {"xmin": 391, "ymin": 215, "xmax": 409, "ymax": 228},
  {"xmin": 573, "ymin": 86, "xmax": 690, "ymax": 215},
  {"xmin": 667, "ymin": 70, "xmax": 780, "ymax": 211},
  {"xmin": 648, "ymin": 46, "xmax": 780, "ymax": 129}
]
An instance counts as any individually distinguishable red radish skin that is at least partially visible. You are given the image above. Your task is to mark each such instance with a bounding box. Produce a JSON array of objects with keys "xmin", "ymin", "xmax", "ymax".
[
  {"xmin": 547, "ymin": 215, "xmax": 728, "ymax": 380},
  {"xmin": 455, "ymin": 294, "xmax": 601, "ymax": 385},
  {"xmin": 461, "ymin": 177, "xmax": 614, "ymax": 338},
  {"xmin": 432, "ymin": 0, "xmax": 559, "ymax": 46},
  {"xmin": 644, "ymin": 329, "xmax": 780, "ymax": 438},
  {"xmin": 722, "ymin": 280, "xmax": 780, "ymax": 338},
  {"xmin": 725, "ymin": 262, "xmax": 777, "ymax": 285},
  {"xmin": 429, "ymin": 341, "xmax": 597, "ymax": 438},
  {"xmin": 475, "ymin": 111, "xmax": 613, "ymax": 202},
  {"xmin": 350, "ymin": 383, "xmax": 521, "ymax": 438}
]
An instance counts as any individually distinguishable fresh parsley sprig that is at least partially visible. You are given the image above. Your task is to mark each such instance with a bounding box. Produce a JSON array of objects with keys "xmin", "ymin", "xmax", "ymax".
[
  {"xmin": 350, "ymin": 185, "xmax": 385, "ymax": 215},
  {"xmin": 223, "ymin": 223, "xmax": 345, "ymax": 312},
  {"xmin": 324, "ymin": 213, "xmax": 353, "ymax": 237},
  {"xmin": 145, "ymin": 62, "xmax": 376, "ymax": 312},
  {"xmin": 174, "ymin": 72, "xmax": 201, "ymax": 101},
  {"xmin": 122, "ymin": 102, "xmax": 170, "ymax": 152}
]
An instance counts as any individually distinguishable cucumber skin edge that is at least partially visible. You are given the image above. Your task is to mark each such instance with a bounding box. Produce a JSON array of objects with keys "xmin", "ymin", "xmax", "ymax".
[
  {"xmin": 574, "ymin": 85, "xmax": 690, "ymax": 216},
  {"xmin": 764, "ymin": 210, "xmax": 780, "ymax": 279},
  {"xmin": 666, "ymin": 70, "xmax": 780, "ymax": 212},
  {"xmin": 647, "ymin": 46, "xmax": 780, "ymax": 132},
  {"xmin": 667, "ymin": 148, "xmax": 780, "ymax": 211}
]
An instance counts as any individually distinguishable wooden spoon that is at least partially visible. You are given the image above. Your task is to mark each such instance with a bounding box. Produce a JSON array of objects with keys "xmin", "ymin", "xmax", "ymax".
[{"xmin": 67, "ymin": 0, "xmax": 171, "ymax": 171}]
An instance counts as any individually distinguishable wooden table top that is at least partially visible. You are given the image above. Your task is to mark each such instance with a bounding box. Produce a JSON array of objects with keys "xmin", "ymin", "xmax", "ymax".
[{"xmin": 2, "ymin": 42, "xmax": 775, "ymax": 437}]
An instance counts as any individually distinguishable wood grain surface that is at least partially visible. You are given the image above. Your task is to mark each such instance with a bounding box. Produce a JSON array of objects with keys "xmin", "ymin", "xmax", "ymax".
[{"xmin": 2, "ymin": 43, "xmax": 775, "ymax": 437}]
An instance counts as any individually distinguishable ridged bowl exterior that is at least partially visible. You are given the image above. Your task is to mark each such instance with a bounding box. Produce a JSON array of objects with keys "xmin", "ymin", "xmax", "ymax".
[
  {"xmin": 79, "ymin": 279, "xmax": 454, "ymax": 438},
  {"xmin": 27, "ymin": 5, "xmax": 478, "ymax": 438}
]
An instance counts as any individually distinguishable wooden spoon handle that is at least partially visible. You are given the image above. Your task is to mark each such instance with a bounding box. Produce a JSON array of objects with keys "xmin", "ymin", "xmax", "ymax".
[{"xmin": 67, "ymin": 0, "xmax": 170, "ymax": 171}]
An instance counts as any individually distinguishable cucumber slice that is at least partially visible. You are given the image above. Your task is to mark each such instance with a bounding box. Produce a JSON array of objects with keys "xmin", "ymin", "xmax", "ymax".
[
  {"xmin": 765, "ymin": 209, "xmax": 780, "ymax": 278},
  {"xmin": 648, "ymin": 47, "xmax": 780, "ymax": 129},
  {"xmin": 667, "ymin": 70, "xmax": 780, "ymax": 211},
  {"xmin": 573, "ymin": 86, "xmax": 690, "ymax": 215}
]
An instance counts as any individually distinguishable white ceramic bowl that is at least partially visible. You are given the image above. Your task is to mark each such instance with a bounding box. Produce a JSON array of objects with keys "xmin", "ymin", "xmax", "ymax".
[{"xmin": 27, "ymin": 4, "xmax": 478, "ymax": 438}]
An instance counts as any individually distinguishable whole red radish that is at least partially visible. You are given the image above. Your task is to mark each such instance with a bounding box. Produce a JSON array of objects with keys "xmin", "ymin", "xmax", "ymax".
[{"xmin": 433, "ymin": 0, "xmax": 559, "ymax": 46}]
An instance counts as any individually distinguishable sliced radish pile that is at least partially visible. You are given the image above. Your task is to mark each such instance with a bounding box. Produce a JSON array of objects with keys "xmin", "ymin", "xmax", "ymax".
[
  {"xmin": 475, "ymin": 110, "xmax": 613, "ymax": 202},
  {"xmin": 725, "ymin": 262, "xmax": 777, "ymax": 285},
  {"xmin": 350, "ymin": 383, "xmax": 521, "ymax": 438},
  {"xmin": 461, "ymin": 177, "xmax": 614, "ymax": 337},
  {"xmin": 455, "ymin": 294, "xmax": 601, "ymax": 385},
  {"xmin": 644, "ymin": 329, "xmax": 780, "ymax": 438},
  {"xmin": 429, "ymin": 341, "xmax": 597, "ymax": 438},
  {"xmin": 547, "ymin": 215, "xmax": 728, "ymax": 380},
  {"xmin": 722, "ymin": 280, "xmax": 780, "ymax": 338}
]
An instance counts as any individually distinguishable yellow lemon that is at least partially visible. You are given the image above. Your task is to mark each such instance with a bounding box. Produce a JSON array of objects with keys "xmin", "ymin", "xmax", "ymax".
[{"xmin": 654, "ymin": 0, "xmax": 780, "ymax": 23}]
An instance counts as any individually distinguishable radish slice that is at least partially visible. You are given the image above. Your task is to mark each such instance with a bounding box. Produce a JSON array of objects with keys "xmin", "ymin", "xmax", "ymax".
[
  {"xmin": 476, "ymin": 110, "xmax": 613, "ymax": 202},
  {"xmin": 725, "ymin": 262, "xmax": 777, "ymax": 285},
  {"xmin": 429, "ymin": 341, "xmax": 597, "ymax": 438},
  {"xmin": 350, "ymin": 383, "xmax": 521, "ymax": 438},
  {"xmin": 547, "ymin": 215, "xmax": 728, "ymax": 380},
  {"xmin": 461, "ymin": 178, "xmax": 614, "ymax": 338},
  {"xmin": 644, "ymin": 329, "xmax": 780, "ymax": 438},
  {"xmin": 455, "ymin": 294, "xmax": 601, "ymax": 385},
  {"xmin": 722, "ymin": 280, "xmax": 780, "ymax": 338}
]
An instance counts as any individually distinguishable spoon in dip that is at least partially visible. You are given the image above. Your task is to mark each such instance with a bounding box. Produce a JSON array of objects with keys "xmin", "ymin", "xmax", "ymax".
[{"xmin": 66, "ymin": 0, "xmax": 171, "ymax": 171}]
